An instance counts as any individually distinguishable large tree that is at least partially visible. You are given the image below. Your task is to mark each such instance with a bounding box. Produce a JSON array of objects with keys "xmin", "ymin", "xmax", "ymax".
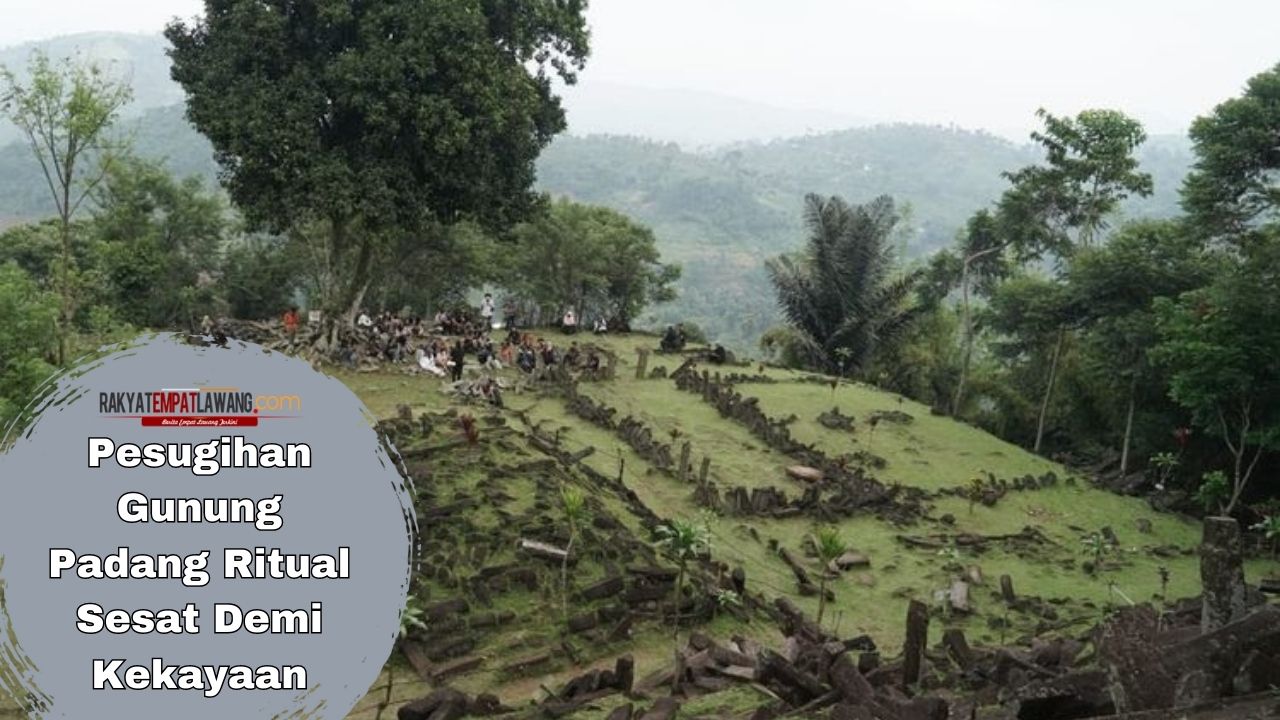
[
  {"xmin": 506, "ymin": 199, "xmax": 679, "ymax": 327},
  {"xmin": 1153, "ymin": 238, "xmax": 1280, "ymax": 514},
  {"xmin": 1182, "ymin": 62, "xmax": 1280, "ymax": 245},
  {"xmin": 0, "ymin": 51, "xmax": 132, "ymax": 365},
  {"xmin": 165, "ymin": 0, "xmax": 590, "ymax": 324},
  {"xmin": 948, "ymin": 209, "xmax": 1010, "ymax": 415},
  {"xmin": 90, "ymin": 157, "xmax": 227, "ymax": 329},
  {"xmin": 1067, "ymin": 220, "xmax": 1212, "ymax": 474},
  {"xmin": 993, "ymin": 108, "xmax": 1152, "ymax": 452},
  {"xmin": 1001, "ymin": 108, "xmax": 1153, "ymax": 256},
  {"xmin": 766, "ymin": 194, "xmax": 921, "ymax": 375}
]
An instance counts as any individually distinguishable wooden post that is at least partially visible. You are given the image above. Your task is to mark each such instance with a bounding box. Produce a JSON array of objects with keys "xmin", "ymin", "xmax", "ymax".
[
  {"xmin": 699, "ymin": 456, "xmax": 711, "ymax": 487},
  {"xmin": 902, "ymin": 599, "xmax": 929, "ymax": 691},
  {"xmin": 678, "ymin": 442, "xmax": 692, "ymax": 483},
  {"xmin": 635, "ymin": 348, "xmax": 650, "ymax": 380}
]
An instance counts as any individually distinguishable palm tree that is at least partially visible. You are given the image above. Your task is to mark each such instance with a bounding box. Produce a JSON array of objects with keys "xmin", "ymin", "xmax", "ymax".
[
  {"xmin": 766, "ymin": 194, "xmax": 922, "ymax": 376},
  {"xmin": 813, "ymin": 527, "xmax": 848, "ymax": 626},
  {"xmin": 655, "ymin": 518, "xmax": 711, "ymax": 643},
  {"xmin": 559, "ymin": 485, "xmax": 588, "ymax": 625}
]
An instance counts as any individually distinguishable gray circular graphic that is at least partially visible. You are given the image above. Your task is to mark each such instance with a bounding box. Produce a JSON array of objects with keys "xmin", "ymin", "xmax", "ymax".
[{"xmin": 0, "ymin": 334, "xmax": 416, "ymax": 719}]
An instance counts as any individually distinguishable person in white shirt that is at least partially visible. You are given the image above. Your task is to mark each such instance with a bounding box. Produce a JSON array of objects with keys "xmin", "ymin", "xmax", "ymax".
[
  {"xmin": 562, "ymin": 309, "xmax": 578, "ymax": 335},
  {"xmin": 416, "ymin": 348, "xmax": 445, "ymax": 377},
  {"xmin": 357, "ymin": 310, "xmax": 373, "ymax": 327},
  {"xmin": 480, "ymin": 293, "xmax": 495, "ymax": 327}
]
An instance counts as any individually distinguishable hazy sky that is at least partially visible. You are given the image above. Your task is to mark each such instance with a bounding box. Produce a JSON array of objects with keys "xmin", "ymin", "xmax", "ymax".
[{"xmin": 3, "ymin": 0, "xmax": 1278, "ymax": 138}]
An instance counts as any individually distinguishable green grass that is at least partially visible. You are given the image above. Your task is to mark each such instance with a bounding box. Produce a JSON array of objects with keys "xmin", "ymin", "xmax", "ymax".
[
  {"xmin": 114, "ymin": 332, "xmax": 1280, "ymax": 719},
  {"xmin": 5, "ymin": 331, "xmax": 1273, "ymax": 720}
]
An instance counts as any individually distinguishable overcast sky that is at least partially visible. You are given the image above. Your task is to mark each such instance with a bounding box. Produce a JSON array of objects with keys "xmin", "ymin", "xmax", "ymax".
[{"xmin": 3, "ymin": 0, "xmax": 1277, "ymax": 138}]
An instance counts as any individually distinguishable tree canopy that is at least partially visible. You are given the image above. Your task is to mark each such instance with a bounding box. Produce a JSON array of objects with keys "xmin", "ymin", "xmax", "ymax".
[
  {"xmin": 766, "ymin": 194, "xmax": 920, "ymax": 375},
  {"xmin": 166, "ymin": 0, "xmax": 590, "ymax": 314},
  {"xmin": 1182, "ymin": 62, "xmax": 1280, "ymax": 245},
  {"xmin": 506, "ymin": 199, "xmax": 679, "ymax": 328}
]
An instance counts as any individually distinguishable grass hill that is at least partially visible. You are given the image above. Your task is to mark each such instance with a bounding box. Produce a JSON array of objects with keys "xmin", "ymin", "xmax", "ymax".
[
  {"xmin": 318, "ymin": 331, "xmax": 1275, "ymax": 717},
  {"xmin": 0, "ymin": 331, "xmax": 1273, "ymax": 719}
]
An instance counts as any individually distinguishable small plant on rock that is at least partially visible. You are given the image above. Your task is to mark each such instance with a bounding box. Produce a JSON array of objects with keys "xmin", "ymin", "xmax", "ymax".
[
  {"xmin": 1193, "ymin": 470, "xmax": 1229, "ymax": 515},
  {"xmin": 813, "ymin": 526, "xmax": 848, "ymax": 626},
  {"xmin": 656, "ymin": 518, "xmax": 711, "ymax": 638},
  {"xmin": 559, "ymin": 485, "xmax": 588, "ymax": 625},
  {"xmin": 1081, "ymin": 532, "xmax": 1115, "ymax": 574},
  {"xmin": 966, "ymin": 476, "xmax": 985, "ymax": 514},
  {"xmin": 1251, "ymin": 515, "xmax": 1280, "ymax": 557},
  {"xmin": 1149, "ymin": 452, "xmax": 1179, "ymax": 490},
  {"xmin": 936, "ymin": 541, "xmax": 963, "ymax": 570},
  {"xmin": 713, "ymin": 589, "xmax": 743, "ymax": 619}
]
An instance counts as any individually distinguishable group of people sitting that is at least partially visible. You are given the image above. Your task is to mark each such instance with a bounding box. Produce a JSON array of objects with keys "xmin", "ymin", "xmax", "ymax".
[
  {"xmin": 503, "ymin": 331, "xmax": 605, "ymax": 378},
  {"xmin": 558, "ymin": 308, "xmax": 610, "ymax": 336}
]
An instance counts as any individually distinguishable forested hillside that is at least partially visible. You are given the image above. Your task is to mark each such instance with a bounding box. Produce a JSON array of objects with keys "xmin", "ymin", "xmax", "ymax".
[
  {"xmin": 0, "ymin": 33, "xmax": 1194, "ymax": 349},
  {"xmin": 0, "ymin": 108, "xmax": 1194, "ymax": 350}
]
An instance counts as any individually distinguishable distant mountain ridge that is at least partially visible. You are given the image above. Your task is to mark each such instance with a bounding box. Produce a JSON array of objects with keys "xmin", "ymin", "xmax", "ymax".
[{"xmin": 0, "ymin": 32, "xmax": 1196, "ymax": 349}]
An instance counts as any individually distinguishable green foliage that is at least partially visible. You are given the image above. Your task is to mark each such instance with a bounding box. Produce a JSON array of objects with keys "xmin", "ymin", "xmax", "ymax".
[
  {"xmin": 1182, "ymin": 62, "xmax": 1280, "ymax": 245},
  {"xmin": 1064, "ymin": 220, "xmax": 1212, "ymax": 467},
  {"xmin": 767, "ymin": 194, "xmax": 922, "ymax": 375},
  {"xmin": 506, "ymin": 199, "xmax": 680, "ymax": 326},
  {"xmin": 1080, "ymin": 532, "xmax": 1115, "ymax": 574},
  {"xmin": 0, "ymin": 263, "xmax": 58, "ymax": 428},
  {"xmin": 1149, "ymin": 452, "xmax": 1180, "ymax": 487},
  {"xmin": 398, "ymin": 596, "xmax": 427, "ymax": 640},
  {"xmin": 656, "ymin": 517, "xmax": 710, "ymax": 636},
  {"xmin": 678, "ymin": 322, "xmax": 708, "ymax": 346},
  {"xmin": 0, "ymin": 220, "xmax": 62, "ymax": 281},
  {"xmin": 1, "ymin": 49, "xmax": 133, "ymax": 363},
  {"xmin": 1251, "ymin": 515, "xmax": 1280, "ymax": 542},
  {"xmin": 366, "ymin": 221, "xmax": 500, "ymax": 315},
  {"xmin": 758, "ymin": 325, "xmax": 814, "ymax": 369},
  {"xmin": 220, "ymin": 236, "xmax": 299, "ymax": 320},
  {"xmin": 868, "ymin": 306, "xmax": 961, "ymax": 409},
  {"xmin": 812, "ymin": 526, "xmax": 848, "ymax": 626},
  {"xmin": 560, "ymin": 486, "xmax": 587, "ymax": 532},
  {"xmin": 559, "ymin": 484, "xmax": 588, "ymax": 625},
  {"xmin": 1193, "ymin": 471, "xmax": 1230, "ymax": 514},
  {"xmin": 1154, "ymin": 239, "xmax": 1280, "ymax": 512},
  {"xmin": 166, "ymin": 0, "xmax": 590, "ymax": 314},
  {"xmin": 89, "ymin": 156, "xmax": 226, "ymax": 328},
  {"xmin": 1000, "ymin": 108, "xmax": 1153, "ymax": 257},
  {"xmin": 656, "ymin": 518, "xmax": 711, "ymax": 564}
]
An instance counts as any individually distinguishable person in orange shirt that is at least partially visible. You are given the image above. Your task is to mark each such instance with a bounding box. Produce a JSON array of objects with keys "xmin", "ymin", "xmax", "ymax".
[{"xmin": 283, "ymin": 306, "xmax": 300, "ymax": 349}]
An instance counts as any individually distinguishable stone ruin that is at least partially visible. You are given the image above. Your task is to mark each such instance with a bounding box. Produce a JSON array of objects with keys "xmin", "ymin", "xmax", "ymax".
[
  {"xmin": 933, "ymin": 470, "xmax": 1064, "ymax": 508},
  {"xmin": 817, "ymin": 406, "xmax": 856, "ymax": 431},
  {"xmin": 398, "ymin": 517, "xmax": 1274, "ymax": 720},
  {"xmin": 669, "ymin": 363, "xmax": 927, "ymax": 526}
]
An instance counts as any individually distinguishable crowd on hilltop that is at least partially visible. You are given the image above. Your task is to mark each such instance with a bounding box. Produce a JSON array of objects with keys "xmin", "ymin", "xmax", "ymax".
[{"xmin": 229, "ymin": 295, "xmax": 617, "ymax": 406}]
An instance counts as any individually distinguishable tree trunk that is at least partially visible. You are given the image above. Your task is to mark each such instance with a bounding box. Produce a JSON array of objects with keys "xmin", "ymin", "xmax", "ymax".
[
  {"xmin": 817, "ymin": 575, "xmax": 828, "ymax": 626},
  {"xmin": 56, "ymin": 154, "xmax": 74, "ymax": 366},
  {"xmin": 57, "ymin": 214, "xmax": 71, "ymax": 366},
  {"xmin": 1119, "ymin": 374, "xmax": 1137, "ymax": 476},
  {"xmin": 672, "ymin": 564, "xmax": 685, "ymax": 641},
  {"xmin": 1033, "ymin": 328, "xmax": 1065, "ymax": 454},
  {"xmin": 951, "ymin": 260, "xmax": 974, "ymax": 416},
  {"xmin": 1220, "ymin": 402, "xmax": 1262, "ymax": 515},
  {"xmin": 561, "ymin": 532, "xmax": 574, "ymax": 626}
]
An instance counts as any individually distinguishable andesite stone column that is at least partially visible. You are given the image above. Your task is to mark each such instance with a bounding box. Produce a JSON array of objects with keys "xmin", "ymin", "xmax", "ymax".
[{"xmin": 1200, "ymin": 516, "xmax": 1246, "ymax": 632}]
